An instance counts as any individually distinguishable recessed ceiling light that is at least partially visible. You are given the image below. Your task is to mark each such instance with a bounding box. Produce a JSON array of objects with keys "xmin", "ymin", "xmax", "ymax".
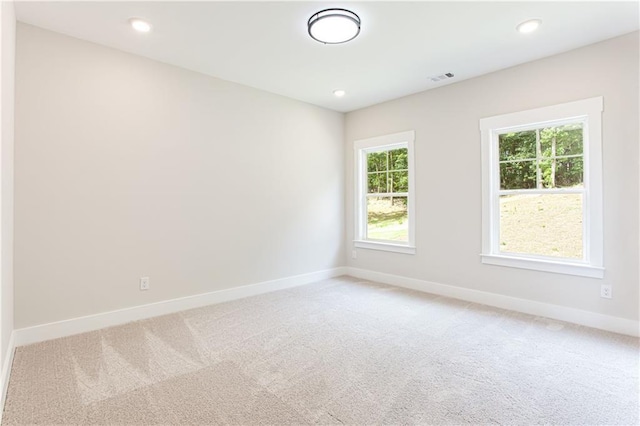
[
  {"xmin": 308, "ymin": 9, "xmax": 361, "ymax": 44},
  {"xmin": 129, "ymin": 18, "xmax": 152, "ymax": 33},
  {"xmin": 333, "ymin": 89, "xmax": 346, "ymax": 97},
  {"xmin": 516, "ymin": 19, "xmax": 542, "ymax": 34}
]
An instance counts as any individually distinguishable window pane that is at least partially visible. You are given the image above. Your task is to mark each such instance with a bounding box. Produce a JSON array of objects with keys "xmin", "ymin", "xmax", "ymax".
[
  {"xmin": 367, "ymin": 172, "xmax": 387, "ymax": 193},
  {"xmin": 367, "ymin": 152, "xmax": 387, "ymax": 173},
  {"xmin": 499, "ymin": 130, "xmax": 536, "ymax": 161},
  {"xmin": 500, "ymin": 160, "xmax": 536, "ymax": 190},
  {"xmin": 541, "ymin": 123, "xmax": 583, "ymax": 157},
  {"xmin": 390, "ymin": 170, "xmax": 408, "ymax": 193},
  {"xmin": 367, "ymin": 196, "xmax": 408, "ymax": 242},
  {"xmin": 500, "ymin": 193, "xmax": 583, "ymax": 259},
  {"xmin": 555, "ymin": 157, "xmax": 583, "ymax": 188},
  {"xmin": 539, "ymin": 157, "xmax": 584, "ymax": 188},
  {"xmin": 388, "ymin": 148, "xmax": 408, "ymax": 171}
]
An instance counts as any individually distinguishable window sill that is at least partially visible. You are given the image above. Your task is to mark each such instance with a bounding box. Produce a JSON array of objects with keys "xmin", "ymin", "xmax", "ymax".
[
  {"xmin": 354, "ymin": 240, "xmax": 416, "ymax": 255},
  {"xmin": 481, "ymin": 254, "xmax": 604, "ymax": 278}
]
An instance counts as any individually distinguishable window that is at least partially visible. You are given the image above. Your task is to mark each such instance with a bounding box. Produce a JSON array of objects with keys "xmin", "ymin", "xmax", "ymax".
[
  {"xmin": 480, "ymin": 97, "xmax": 604, "ymax": 278},
  {"xmin": 354, "ymin": 131, "xmax": 415, "ymax": 254}
]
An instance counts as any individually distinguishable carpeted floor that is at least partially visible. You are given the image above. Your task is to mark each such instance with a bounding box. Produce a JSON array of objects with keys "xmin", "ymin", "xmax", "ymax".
[{"xmin": 3, "ymin": 276, "xmax": 639, "ymax": 425}]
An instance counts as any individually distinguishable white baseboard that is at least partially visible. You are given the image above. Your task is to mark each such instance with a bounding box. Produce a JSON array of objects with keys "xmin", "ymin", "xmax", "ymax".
[
  {"xmin": 0, "ymin": 331, "xmax": 16, "ymax": 420},
  {"xmin": 11, "ymin": 265, "xmax": 638, "ymax": 348},
  {"xmin": 347, "ymin": 267, "xmax": 639, "ymax": 337},
  {"xmin": 14, "ymin": 267, "xmax": 348, "ymax": 347}
]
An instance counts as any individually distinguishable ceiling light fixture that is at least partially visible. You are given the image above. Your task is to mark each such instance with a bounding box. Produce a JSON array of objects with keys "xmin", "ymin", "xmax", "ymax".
[
  {"xmin": 516, "ymin": 19, "xmax": 542, "ymax": 34},
  {"xmin": 333, "ymin": 89, "xmax": 346, "ymax": 97},
  {"xmin": 129, "ymin": 18, "xmax": 152, "ymax": 33},
  {"xmin": 308, "ymin": 9, "xmax": 361, "ymax": 44}
]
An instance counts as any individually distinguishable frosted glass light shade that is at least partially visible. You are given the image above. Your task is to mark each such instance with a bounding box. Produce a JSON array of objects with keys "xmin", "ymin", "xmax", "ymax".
[{"xmin": 308, "ymin": 9, "xmax": 361, "ymax": 44}]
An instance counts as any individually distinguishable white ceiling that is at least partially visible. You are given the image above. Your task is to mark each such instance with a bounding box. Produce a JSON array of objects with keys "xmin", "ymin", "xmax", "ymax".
[{"xmin": 14, "ymin": 1, "xmax": 640, "ymax": 112}]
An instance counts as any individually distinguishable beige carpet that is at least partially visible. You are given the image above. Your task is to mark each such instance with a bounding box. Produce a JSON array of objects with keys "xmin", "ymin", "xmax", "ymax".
[{"xmin": 3, "ymin": 276, "xmax": 639, "ymax": 425}]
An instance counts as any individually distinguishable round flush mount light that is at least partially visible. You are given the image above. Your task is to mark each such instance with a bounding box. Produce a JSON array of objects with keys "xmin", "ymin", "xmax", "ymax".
[
  {"xmin": 333, "ymin": 89, "xmax": 346, "ymax": 97},
  {"xmin": 516, "ymin": 19, "xmax": 542, "ymax": 34},
  {"xmin": 308, "ymin": 9, "xmax": 361, "ymax": 44},
  {"xmin": 129, "ymin": 18, "xmax": 152, "ymax": 33}
]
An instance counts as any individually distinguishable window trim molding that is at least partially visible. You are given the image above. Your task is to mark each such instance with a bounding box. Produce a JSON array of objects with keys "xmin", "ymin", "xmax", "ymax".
[
  {"xmin": 353, "ymin": 240, "xmax": 417, "ymax": 254},
  {"xmin": 479, "ymin": 97, "xmax": 604, "ymax": 278},
  {"xmin": 353, "ymin": 130, "xmax": 416, "ymax": 254}
]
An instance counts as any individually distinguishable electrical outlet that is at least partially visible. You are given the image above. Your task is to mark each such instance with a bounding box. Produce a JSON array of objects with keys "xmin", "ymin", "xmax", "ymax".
[
  {"xmin": 600, "ymin": 284, "xmax": 611, "ymax": 299},
  {"xmin": 140, "ymin": 276, "xmax": 150, "ymax": 291},
  {"xmin": 352, "ymin": 250, "xmax": 357, "ymax": 259}
]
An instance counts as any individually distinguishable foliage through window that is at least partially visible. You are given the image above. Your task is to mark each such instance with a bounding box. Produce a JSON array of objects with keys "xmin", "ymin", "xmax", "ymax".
[
  {"xmin": 498, "ymin": 122, "xmax": 585, "ymax": 259},
  {"xmin": 354, "ymin": 131, "xmax": 415, "ymax": 254},
  {"xmin": 498, "ymin": 123, "xmax": 584, "ymax": 190},
  {"xmin": 366, "ymin": 148, "xmax": 409, "ymax": 241},
  {"xmin": 480, "ymin": 97, "xmax": 604, "ymax": 278}
]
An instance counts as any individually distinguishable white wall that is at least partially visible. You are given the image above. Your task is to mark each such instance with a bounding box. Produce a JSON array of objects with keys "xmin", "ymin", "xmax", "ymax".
[
  {"xmin": 345, "ymin": 32, "xmax": 639, "ymax": 322},
  {"xmin": 13, "ymin": 22, "xmax": 638, "ymax": 331},
  {"xmin": 0, "ymin": 1, "xmax": 16, "ymax": 365},
  {"xmin": 14, "ymin": 24, "xmax": 345, "ymax": 328}
]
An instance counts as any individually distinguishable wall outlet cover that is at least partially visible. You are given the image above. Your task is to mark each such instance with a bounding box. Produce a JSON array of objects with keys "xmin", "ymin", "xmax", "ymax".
[{"xmin": 140, "ymin": 277, "xmax": 150, "ymax": 291}]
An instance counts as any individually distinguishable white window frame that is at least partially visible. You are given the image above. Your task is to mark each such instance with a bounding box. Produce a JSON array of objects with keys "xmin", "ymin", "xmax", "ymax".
[
  {"xmin": 354, "ymin": 130, "xmax": 416, "ymax": 254},
  {"xmin": 479, "ymin": 97, "xmax": 604, "ymax": 278}
]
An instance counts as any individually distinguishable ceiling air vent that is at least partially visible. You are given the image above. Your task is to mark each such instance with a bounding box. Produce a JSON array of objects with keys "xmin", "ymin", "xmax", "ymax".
[{"xmin": 429, "ymin": 72, "xmax": 454, "ymax": 83}]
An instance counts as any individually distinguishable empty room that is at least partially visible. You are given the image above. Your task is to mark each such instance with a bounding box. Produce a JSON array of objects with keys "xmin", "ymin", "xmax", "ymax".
[{"xmin": 0, "ymin": 1, "xmax": 638, "ymax": 424}]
